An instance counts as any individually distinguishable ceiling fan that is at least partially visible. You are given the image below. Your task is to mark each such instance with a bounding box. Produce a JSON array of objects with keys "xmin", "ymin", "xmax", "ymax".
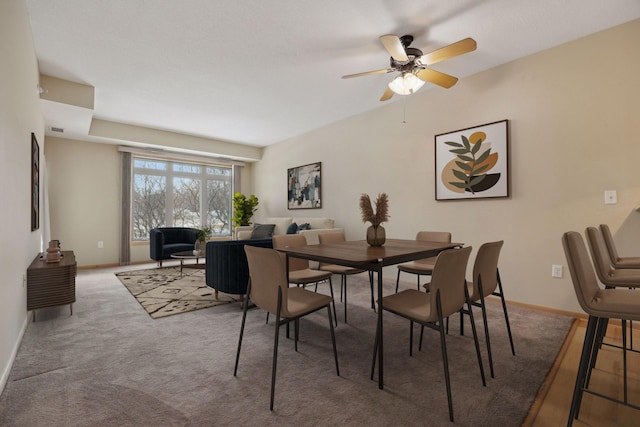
[{"xmin": 342, "ymin": 34, "xmax": 477, "ymax": 101}]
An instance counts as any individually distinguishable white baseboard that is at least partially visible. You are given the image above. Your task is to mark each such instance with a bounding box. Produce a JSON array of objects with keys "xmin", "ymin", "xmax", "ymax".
[{"xmin": 0, "ymin": 312, "xmax": 28, "ymax": 394}]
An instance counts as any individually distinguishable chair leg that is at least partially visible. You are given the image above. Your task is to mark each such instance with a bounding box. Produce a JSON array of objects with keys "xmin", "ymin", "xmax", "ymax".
[
  {"xmin": 435, "ymin": 291, "xmax": 454, "ymax": 422},
  {"xmin": 294, "ymin": 318, "xmax": 299, "ymax": 352},
  {"xmin": 478, "ymin": 297, "xmax": 494, "ymax": 378},
  {"xmin": 343, "ymin": 274, "xmax": 348, "ymax": 323},
  {"xmin": 371, "ymin": 317, "xmax": 381, "ymax": 380},
  {"xmin": 328, "ymin": 305, "xmax": 340, "ymax": 376},
  {"xmin": 465, "ymin": 286, "xmax": 486, "ymax": 387},
  {"xmin": 326, "ymin": 277, "xmax": 338, "ymax": 327},
  {"xmin": 395, "ymin": 269, "xmax": 401, "ymax": 293},
  {"xmin": 233, "ymin": 284, "xmax": 251, "ymax": 377},
  {"xmin": 585, "ymin": 317, "xmax": 608, "ymax": 388},
  {"xmin": 477, "ymin": 278, "xmax": 495, "ymax": 378},
  {"xmin": 622, "ymin": 319, "xmax": 628, "ymax": 403},
  {"xmin": 409, "ymin": 320, "xmax": 414, "ymax": 356},
  {"xmin": 496, "ymin": 270, "xmax": 515, "ymax": 355},
  {"xmin": 568, "ymin": 315, "xmax": 599, "ymax": 424},
  {"xmin": 270, "ymin": 290, "xmax": 284, "ymax": 411},
  {"xmin": 419, "ymin": 325, "xmax": 424, "ymax": 351}
]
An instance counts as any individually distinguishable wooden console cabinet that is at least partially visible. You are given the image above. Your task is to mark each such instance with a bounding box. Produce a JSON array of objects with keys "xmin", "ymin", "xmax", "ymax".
[{"xmin": 27, "ymin": 250, "xmax": 76, "ymax": 321}]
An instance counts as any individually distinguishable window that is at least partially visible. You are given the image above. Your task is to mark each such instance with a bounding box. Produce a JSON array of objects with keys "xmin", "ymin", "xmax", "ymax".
[{"xmin": 132, "ymin": 156, "xmax": 232, "ymax": 240}]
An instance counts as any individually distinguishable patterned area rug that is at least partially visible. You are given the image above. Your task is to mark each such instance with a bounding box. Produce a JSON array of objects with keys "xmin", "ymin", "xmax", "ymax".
[{"xmin": 115, "ymin": 267, "xmax": 238, "ymax": 318}]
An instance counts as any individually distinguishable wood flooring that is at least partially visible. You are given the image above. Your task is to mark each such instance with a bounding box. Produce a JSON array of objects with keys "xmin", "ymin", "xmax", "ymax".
[{"xmin": 524, "ymin": 319, "xmax": 640, "ymax": 426}]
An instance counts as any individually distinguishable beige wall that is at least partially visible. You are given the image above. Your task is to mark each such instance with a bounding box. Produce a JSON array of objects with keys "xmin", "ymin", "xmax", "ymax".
[
  {"xmin": 45, "ymin": 137, "xmax": 121, "ymax": 266},
  {"xmin": 45, "ymin": 140, "xmax": 255, "ymax": 265},
  {"xmin": 0, "ymin": 0, "xmax": 45, "ymax": 391},
  {"xmin": 253, "ymin": 19, "xmax": 640, "ymax": 313}
]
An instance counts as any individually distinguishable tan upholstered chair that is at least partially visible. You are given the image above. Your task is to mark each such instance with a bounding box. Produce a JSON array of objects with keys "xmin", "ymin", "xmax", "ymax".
[
  {"xmin": 599, "ymin": 224, "xmax": 640, "ymax": 269},
  {"xmin": 318, "ymin": 232, "xmax": 374, "ymax": 323},
  {"xmin": 458, "ymin": 241, "xmax": 515, "ymax": 378},
  {"xmin": 585, "ymin": 226, "xmax": 640, "ymax": 289},
  {"xmin": 372, "ymin": 246, "xmax": 486, "ymax": 422},
  {"xmin": 395, "ymin": 231, "xmax": 452, "ymax": 293},
  {"xmin": 235, "ymin": 245, "xmax": 339, "ymax": 411},
  {"xmin": 272, "ymin": 234, "xmax": 337, "ymax": 325},
  {"xmin": 562, "ymin": 231, "xmax": 640, "ymax": 425}
]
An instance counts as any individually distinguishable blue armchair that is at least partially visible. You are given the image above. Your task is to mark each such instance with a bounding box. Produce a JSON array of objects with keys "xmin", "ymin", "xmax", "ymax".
[
  {"xmin": 149, "ymin": 227, "xmax": 198, "ymax": 267},
  {"xmin": 205, "ymin": 238, "xmax": 273, "ymax": 298}
]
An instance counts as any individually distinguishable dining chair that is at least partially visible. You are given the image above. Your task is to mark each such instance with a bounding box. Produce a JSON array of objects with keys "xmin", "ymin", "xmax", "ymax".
[
  {"xmin": 272, "ymin": 234, "xmax": 337, "ymax": 326},
  {"xmin": 585, "ymin": 227, "xmax": 640, "ymax": 289},
  {"xmin": 599, "ymin": 224, "xmax": 640, "ymax": 269},
  {"xmin": 562, "ymin": 231, "xmax": 640, "ymax": 425},
  {"xmin": 318, "ymin": 232, "xmax": 375, "ymax": 323},
  {"xmin": 235, "ymin": 245, "xmax": 339, "ymax": 411},
  {"xmin": 452, "ymin": 240, "xmax": 515, "ymax": 378},
  {"xmin": 395, "ymin": 231, "xmax": 452, "ymax": 293},
  {"xmin": 372, "ymin": 246, "xmax": 486, "ymax": 422},
  {"xmin": 585, "ymin": 226, "xmax": 640, "ymax": 357}
]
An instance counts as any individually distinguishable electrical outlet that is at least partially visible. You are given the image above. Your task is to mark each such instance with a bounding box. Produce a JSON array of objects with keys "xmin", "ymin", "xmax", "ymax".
[
  {"xmin": 98, "ymin": 241, "xmax": 104, "ymax": 249},
  {"xmin": 551, "ymin": 264, "xmax": 563, "ymax": 278},
  {"xmin": 604, "ymin": 190, "xmax": 617, "ymax": 205}
]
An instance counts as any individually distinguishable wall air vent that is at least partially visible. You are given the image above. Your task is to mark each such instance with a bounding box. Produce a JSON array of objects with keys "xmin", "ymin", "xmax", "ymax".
[{"xmin": 50, "ymin": 126, "xmax": 64, "ymax": 133}]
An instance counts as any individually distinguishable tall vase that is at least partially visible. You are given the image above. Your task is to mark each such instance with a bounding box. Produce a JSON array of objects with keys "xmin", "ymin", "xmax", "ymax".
[
  {"xmin": 195, "ymin": 240, "xmax": 207, "ymax": 254},
  {"xmin": 366, "ymin": 225, "xmax": 386, "ymax": 247}
]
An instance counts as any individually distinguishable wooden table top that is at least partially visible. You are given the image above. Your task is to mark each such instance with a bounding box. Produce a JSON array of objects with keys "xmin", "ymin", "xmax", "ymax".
[{"xmin": 277, "ymin": 239, "xmax": 462, "ymax": 268}]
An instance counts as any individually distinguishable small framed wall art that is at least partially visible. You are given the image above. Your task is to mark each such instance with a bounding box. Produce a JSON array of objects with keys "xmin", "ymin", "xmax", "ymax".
[
  {"xmin": 288, "ymin": 162, "xmax": 321, "ymax": 209},
  {"xmin": 31, "ymin": 132, "xmax": 40, "ymax": 230},
  {"xmin": 435, "ymin": 119, "xmax": 509, "ymax": 201}
]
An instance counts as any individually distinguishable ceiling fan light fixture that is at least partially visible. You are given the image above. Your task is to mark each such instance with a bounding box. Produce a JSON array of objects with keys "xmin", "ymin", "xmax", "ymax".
[{"xmin": 388, "ymin": 72, "xmax": 425, "ymax": 95}]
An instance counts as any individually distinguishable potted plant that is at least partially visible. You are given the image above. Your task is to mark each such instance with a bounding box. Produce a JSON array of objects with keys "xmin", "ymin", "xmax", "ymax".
[
  {"xmin": 195, "ymin": 225, "xmax": 213, "ymax": 253},
  {"xmin": 232, "ymin": 193, "xmax": 259, "ymax": 227},
  {"xmin": 359, "ymin": 193, "xmax": 389, "ymax": 247}
]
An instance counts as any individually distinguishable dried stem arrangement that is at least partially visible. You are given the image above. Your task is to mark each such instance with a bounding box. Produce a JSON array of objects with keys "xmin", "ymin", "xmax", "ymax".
[{"xmin": 359, "ymin": 193, "xmax": 389, "ymax": 227}]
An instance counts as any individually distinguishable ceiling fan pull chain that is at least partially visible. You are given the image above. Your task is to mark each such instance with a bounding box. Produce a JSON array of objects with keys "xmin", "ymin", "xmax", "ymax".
[{"xmin": 402, "ymin": 96, "xmax": 408, "ymax": 124}]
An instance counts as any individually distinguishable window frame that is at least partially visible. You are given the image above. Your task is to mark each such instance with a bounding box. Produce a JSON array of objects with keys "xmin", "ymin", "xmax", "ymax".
[{"xmin": 131, "ymin": 154, "xmax": 234, "ymax": 241}]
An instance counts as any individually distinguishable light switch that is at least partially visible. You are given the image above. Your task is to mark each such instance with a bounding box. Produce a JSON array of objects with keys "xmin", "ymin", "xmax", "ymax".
[{"xmin": 604, "ymin": 190, "xmax": 617, "ymax": 205}]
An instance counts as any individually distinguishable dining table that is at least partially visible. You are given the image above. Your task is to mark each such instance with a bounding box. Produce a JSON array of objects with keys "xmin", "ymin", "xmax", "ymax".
[{"xmin": 276, "ymin": 238, "xmax": 462, "ymax": 389}]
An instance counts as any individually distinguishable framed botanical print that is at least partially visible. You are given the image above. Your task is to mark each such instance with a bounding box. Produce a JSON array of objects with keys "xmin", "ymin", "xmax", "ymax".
[{"xmin": 435, "ymin": 120, "xmax": 509, "ymax": 201}]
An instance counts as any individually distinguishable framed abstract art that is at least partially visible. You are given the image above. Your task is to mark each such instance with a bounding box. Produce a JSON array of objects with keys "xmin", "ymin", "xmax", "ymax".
[{"xmin": 287, "ymin": 162, "xmax": 321, "ymax": 209}]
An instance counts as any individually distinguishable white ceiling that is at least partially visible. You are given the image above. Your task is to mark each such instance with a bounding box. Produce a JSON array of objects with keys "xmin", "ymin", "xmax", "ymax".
[{"xmin": 26, "ymin": 0, "xmax": 640, "ymax": 149}]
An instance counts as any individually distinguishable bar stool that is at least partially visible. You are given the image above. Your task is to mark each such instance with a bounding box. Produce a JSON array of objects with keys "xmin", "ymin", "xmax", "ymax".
[{"xmin": 562, "ymin": 231, "xmax": 640, "ymax": 425}]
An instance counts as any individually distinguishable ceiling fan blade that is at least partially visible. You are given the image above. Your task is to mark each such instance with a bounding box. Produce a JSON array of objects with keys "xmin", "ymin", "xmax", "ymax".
[
  {"xmin": 418, "ymin": 37, "xmax": 477, "ymax": 66},
  {"xmin": 380, "ymin": 87, "xmax": 394, "ymax": 102},
  {"xmin": 416, "ymin": 68, "xmax": 458, "ymax": 88},
  {"xmin": 342, "ymin": 68, "xmax": 393, "ymax": 79},
  {"xmin": 379, "ymin": 34, "xmax": 409, "ymax": 62}
]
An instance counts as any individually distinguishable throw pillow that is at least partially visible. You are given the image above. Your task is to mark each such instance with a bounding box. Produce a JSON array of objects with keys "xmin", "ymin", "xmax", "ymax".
[
  {"xmin": 286, "ymin": 222, "xmax": 298, "ymax": 234},
  {"xmin": 251, "ymin": 224, "xmax": 276, "ymax": 239},
  {"xmin": 297, "ymin": 223, "xmax": 311, "ymax": 232}
]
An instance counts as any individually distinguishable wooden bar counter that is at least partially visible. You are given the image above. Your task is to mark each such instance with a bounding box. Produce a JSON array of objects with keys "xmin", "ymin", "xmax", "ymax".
[{"xmin": 27, "ymin": 250, "xmax": 76, "ymax": 321}]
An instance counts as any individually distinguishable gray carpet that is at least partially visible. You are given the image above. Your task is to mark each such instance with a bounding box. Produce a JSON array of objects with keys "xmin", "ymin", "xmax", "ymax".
[{"xmin": 0, "ymin": 265, "xmax": 574, "ymax": 426}]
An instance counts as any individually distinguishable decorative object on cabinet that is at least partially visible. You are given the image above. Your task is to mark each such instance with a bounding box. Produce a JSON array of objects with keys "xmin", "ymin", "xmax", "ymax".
[
  {"xmin": 435, "ymin": 119, "xmax": 509, "ymax": 200},
  {"xmin": 288, "ymin": 162, "xmax": 321, "ymax": 209}
]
